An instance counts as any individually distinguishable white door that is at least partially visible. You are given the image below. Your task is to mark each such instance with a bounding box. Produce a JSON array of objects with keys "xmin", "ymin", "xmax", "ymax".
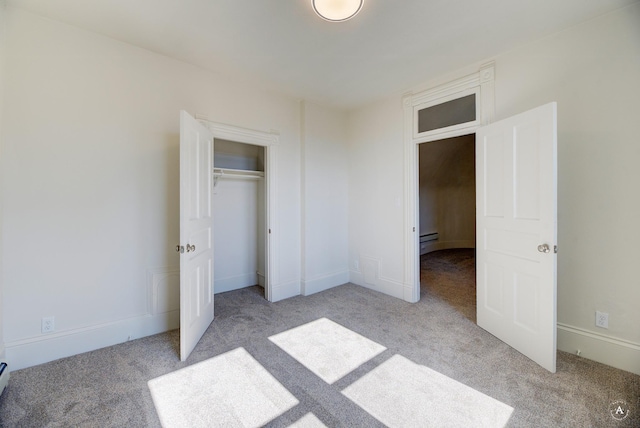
[
  {"xmin": 179, "ymin": 110, "xmax": 215, "ymax": 361},
  {"xmin": 476, "ymin": 102, "xmax": 557, "ymax": 373}
]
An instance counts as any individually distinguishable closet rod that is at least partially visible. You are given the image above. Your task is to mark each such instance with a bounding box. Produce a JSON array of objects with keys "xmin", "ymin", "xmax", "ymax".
[{"xmin": 213, "ymin": 168, "xmax": 264, "ymax": 187}]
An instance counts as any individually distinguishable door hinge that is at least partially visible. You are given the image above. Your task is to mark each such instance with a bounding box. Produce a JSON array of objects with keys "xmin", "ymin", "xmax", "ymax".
[
  {"xmin": 554, "ymin": 245, "xmax": 558, "ymax": 254},
  {"xmin": 413, "ymin": 227, "xmax": 415, "ymax": 232}
]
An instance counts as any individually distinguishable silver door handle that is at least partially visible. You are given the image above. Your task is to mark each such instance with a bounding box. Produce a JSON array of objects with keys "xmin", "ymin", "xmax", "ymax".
[
  {"xmin": 537, "ymin": 244, "xmax": 550, "ymax": 253},
  {"xmin": 186, "ymin": 244, "xmax": 196, "ymax": 252},
  {"xmin": 176, "ymin": 244, "xmax": 184, "ymax": 253}
]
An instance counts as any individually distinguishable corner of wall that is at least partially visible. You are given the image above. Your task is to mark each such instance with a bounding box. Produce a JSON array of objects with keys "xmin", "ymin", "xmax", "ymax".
[
  {"xmin": 270, "ymin": 279, "xmax": 302, "ymax": 303},
  {"xmin": 299, "ymin": 100, "xmax": 307, "ymax": 290},
  {"xmin": 301, "ymin": 270, "xmax": 349, "ymax": 296},
  {"xmin": 349, "ymin": 266, "xmax": 405, "ymax": 301},
  {"xmin": 0, "ymin": 0, "xmax": 6, "ymax": 362},
  {"xmin": 299, "ymin": 101, "xmax": 350, "ymax": 298}
]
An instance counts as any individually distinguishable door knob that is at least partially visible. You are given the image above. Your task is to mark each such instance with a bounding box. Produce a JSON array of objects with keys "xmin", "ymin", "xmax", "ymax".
[
  {"xmin": 176, "ymin": 244, "xmax": 184, "ymax": 253},
  {"xmin": 537, "ymin": 244, "xmax": 550, "ymax": 253},
  {"xmin": 186, "ymin": 244, "xmax": 196, "ymax": 252}
]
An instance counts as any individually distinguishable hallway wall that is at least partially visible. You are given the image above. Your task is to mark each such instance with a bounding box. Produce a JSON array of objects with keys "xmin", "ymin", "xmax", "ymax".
[{"xmin": 419, "ymin": 135, "xmax": 475, "ymax": 253}]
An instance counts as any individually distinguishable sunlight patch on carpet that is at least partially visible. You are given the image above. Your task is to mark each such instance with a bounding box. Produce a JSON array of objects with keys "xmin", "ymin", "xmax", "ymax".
[
  {"xmin": 342, "ymin": 355, "xmax": 513, "ymax": 428},
  {"xmin": 269, "ymin": 317, "xmax": 386, "ymax": 384},
  {"xmin": 148, "ymin": 348, "xmax": 298, "ymax": 428},
  {"xmin": 288, "ymin": 412, "xmax": 328, "ymax": 427}
]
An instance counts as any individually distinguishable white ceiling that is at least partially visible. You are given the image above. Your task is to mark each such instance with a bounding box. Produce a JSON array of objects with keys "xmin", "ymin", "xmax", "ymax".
[{"xmin": 7, "ymin": 0, "xmax": 638, "ymax": 109}]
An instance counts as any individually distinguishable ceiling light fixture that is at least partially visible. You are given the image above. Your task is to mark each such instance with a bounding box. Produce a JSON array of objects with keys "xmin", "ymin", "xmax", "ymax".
[{"xmin": 312, "ymin": 0, "xmax": 364, "ymax": 22}]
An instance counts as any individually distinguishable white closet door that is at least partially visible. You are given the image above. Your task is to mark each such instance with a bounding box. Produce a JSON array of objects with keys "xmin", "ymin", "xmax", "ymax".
[{"xmin": 179, "ymin": 110, "xmax": 215, "ymax": 362}]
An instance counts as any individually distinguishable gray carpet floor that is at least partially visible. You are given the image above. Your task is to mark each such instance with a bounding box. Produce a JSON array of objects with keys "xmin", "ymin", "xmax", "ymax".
[{"xmin": 0, "ymin": 249, "xmax": 638, "ymax": 427}]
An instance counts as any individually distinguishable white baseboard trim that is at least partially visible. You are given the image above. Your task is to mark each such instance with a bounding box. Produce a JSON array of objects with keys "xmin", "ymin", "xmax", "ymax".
[
  {"xmin": 421, "ymin": 240, "xmax": 475, "ymax": 255},
  {"xmin": 349, "ymin": 270, "xmax": 405, "ymax": 300},
  {"xmin": 403, "ymin": 283, "xmax": 418, "ymax": 303},
  {"xmin": 270, "ymin": 279, "xmax": 300, "ymax": 303},
  {"xmin": 215, "ymin": 272, "xmax": 259, "ymax": 294},
  {"xmin": 557, "ymin": 323, "xmax": 640, "ymax": 375},
  {"xmin": 257, "ymin": 272, "xmax": 266, "ymax": 288},
  {"xmin": 5, "ymin": 310, "xmax": 179, "ymax": 371},
  {"xmin": 301, "ymin": 270, "xmax": 349, "ymax": 296}
]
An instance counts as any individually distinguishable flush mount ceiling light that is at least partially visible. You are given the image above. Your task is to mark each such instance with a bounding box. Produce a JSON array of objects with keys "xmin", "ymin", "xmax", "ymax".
[{"xmin": 312, "ymin": 0, "xmax": 364, "ymax": 22}]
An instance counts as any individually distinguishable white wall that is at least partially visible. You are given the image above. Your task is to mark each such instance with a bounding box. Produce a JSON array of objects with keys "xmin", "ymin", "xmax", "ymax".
[
  {"xmin": 494, "ymin": 3, "xmax": 640, "ymax": 374},
  {"xmin": 1, "ymin": 8, "xmax": 302, "ymax": 370},
  {"xmin": 419, "ymin": 135, "xmax": 475, "ymax": 253},
  {"xmin": 348, "ymin": 98, "xmax": 405, "ymax": 298},
  {"xmin": 300, "ymin": 102, "xmax": 349, "ymax": 295},
  {"xmin": 0, "ymin": 0, "xmax": 6, "ymax": 362},
  {"xmin": 348, "ymin": 3, "xmax": 640, "ymax": 374},
  {"xmin": 3, "ymin": 3, "xmax": 638, "ymax": 376}
]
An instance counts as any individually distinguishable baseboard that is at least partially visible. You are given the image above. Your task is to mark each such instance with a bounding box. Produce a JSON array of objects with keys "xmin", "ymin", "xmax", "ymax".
[
  {"xmin": 301, "ymin": 270, "xmax": 349, "ymax": 296},
  {"xmin": 403, "ymin": 283, "xmax": 418, "ymax": 303},
  {"xmin": 270, "ymin": 279, "xmax": 300, "ymax": 303},
  {"xmin": 5, "ymin": 310, "xmax": 179, "ymax": 371},
  {"xmin": 557, "ymin": 323, "xmax": 640, "ymax": 375},
  {"xmin": 215, "ymin": 272, "xmax": 259, "ymax": 294},
  {"xmin": 349, "ymin": 270, "xmax": 405, "ymax": 300},
  {"xmin": 421, "ymin": 240, "xmax": 475, "ymax": 255}
]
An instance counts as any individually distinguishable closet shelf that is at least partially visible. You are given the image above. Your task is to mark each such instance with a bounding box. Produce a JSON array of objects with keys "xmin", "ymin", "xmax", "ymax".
[{"xmin": 213, "ymin": 168, "xmax": 264, "ymax": 187}]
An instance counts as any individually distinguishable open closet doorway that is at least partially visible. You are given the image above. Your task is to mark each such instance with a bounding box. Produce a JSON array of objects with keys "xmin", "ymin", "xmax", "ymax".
[
  {"xmin": 213, "ymin": 139, "xmax": 267, "ymax": 297},
  {"xmin": 197, "ymin": 117, "xmax": 279, "ymax": 303},
  {"xmin": 179, "ymin": 111, "xmax": 279, "ymax": 362},
  {"xmin": 418, "ymin": 135, "xmax": 476, "ymax": 321}
]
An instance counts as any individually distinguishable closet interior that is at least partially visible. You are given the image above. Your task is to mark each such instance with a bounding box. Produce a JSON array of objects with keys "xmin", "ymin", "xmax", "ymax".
[{"xmin": 213, "ymin": 138, "xmax": 266, "ymax": 295}]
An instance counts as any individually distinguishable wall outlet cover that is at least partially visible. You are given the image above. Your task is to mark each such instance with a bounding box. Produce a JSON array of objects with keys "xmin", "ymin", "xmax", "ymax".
[
  {"xmin": 41, "ymin": 316, "xmax": 55, "ymax": 333},
  {"xmin": 595, "ymin": 311, "xmax": 609, "ymax": 329}
]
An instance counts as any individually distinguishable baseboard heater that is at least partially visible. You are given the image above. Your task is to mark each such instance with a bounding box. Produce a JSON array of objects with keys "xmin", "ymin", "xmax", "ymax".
[
  {"xmin": 0, "ymin": 363, "xmax": 9, "ymax": 397},
  {"xmin": 420, "ymin": 232, "xmax": 439, "ymax": 243}
]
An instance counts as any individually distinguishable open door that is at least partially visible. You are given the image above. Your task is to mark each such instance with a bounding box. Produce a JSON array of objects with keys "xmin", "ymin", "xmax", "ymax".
[
  {"xmin": 179, "ymin": 110, "xmax": 215, "ymax": 361},
  {"xmin": 476, "ymin": 102, "xmax": 557, "ymax": 372}
]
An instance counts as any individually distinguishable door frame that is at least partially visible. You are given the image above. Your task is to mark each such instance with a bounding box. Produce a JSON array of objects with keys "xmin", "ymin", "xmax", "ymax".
[
  {"xmin": 402, "ymin": 63, "xmax": 495, "ymax": 303},
  {"xmin": 196, "ymin": 116, "xmax": 280, "ymax": 302}
]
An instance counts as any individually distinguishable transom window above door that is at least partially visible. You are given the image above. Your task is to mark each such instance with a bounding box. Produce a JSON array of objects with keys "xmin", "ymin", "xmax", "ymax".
[{"xmin": 414, "ymin": 88, "xmax": 480, "ymax": 139}]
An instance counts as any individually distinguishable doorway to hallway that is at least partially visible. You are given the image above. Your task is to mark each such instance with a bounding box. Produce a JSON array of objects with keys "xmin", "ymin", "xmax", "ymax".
[
  {"xmin": 418, "ymin": 134, "xmax": 476, "ymax": 321},
  {"xmin": 421, "ymin": 249, "xmax": 476, "ymax": 322}
]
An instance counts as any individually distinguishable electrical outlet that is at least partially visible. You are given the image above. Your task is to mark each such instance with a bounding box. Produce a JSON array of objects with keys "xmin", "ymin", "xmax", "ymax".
[
  {"xmin": 595, "ymin": 311, "xmax": 609, "ymax": 329},
  {"xmin": 41, "ymin": 316, "xmax": 55, "ymax": 333}
]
